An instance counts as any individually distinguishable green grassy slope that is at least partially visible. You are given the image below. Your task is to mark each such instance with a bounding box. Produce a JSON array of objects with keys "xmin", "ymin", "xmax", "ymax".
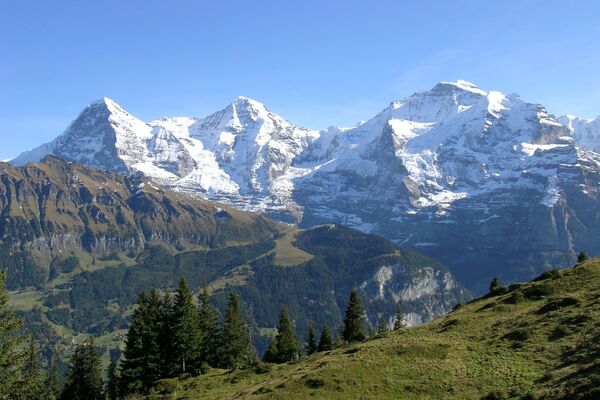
[{"xmin": 167, "ymin": 259, "xmax": 600, "ymax": 400}]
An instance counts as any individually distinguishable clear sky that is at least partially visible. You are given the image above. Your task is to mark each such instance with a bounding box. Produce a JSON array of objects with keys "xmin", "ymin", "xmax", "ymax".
[{"xmin": 2, "ymin": 0, "xmax": 600, "ymax": 160}]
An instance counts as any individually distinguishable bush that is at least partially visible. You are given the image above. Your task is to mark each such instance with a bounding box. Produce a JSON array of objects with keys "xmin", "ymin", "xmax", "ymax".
[
  {"xmin": 305, "ymin": 377, "xmax": 326, "ymax": 388},
  {"xmin": 504, "ymin": 291, "xmax": 526, "ymax": 304},
  {"xmin": 537, "ymin": 296, "xmax": 581, "ymax": 314},
  {"xmin": 534, "ymin": 269, "xmax": 560, "ymax": 281},
  {"xmin": 481, "ymin": 391, "xmax": 503, "ymax": 400},
  {"xmin": 503, "ymin": 327, "xmax": 533, "ymax": 341},
  {"xmin": 523, "ymin": 284, "xmax": 554, "ymax": 300}
]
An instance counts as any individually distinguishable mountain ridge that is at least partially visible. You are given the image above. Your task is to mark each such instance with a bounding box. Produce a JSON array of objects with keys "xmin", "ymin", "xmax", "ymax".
[{"xmin": 10, "ymin": 81, "xmax": 600, "ymax": 292}]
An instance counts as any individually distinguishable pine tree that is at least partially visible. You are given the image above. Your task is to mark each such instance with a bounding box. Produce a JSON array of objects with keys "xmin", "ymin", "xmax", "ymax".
[
  {"xmin": 306, "ymin": 322, "xmax": 318, "ymax": 355},
  {"xmin": 577, "ymin": 251, "xmax": 589, "ymax": 263},
  {"xmin": 377, "ymin": 316, "xmax": 388, "ymax": 333},
  {"xmin": 274, "ymin": 307, "xmax": 300, "ymax": 362},
  {"xmin": 489, "ymin": 276, "xmax": 501, "ymax": 293},
  {"xmin": 43, "ymin": 362, "xmax": 62, "ymax": 400},
  {"xmin": 172, "ymin": 278, "xmax": 202, "ymax": 374},
  {"xmin": 120, "ymin": 290, "xmax": 147, "ymax": 394},
  {"xmin": 60, "ymin": 339, "xmax": 103, "ymax": 400},
  {"xmin": 105, "ymin": 360, "xmax": 119, "ymax": 400},
  {"xmin": 120, "ymin": 289, "xmax": 162, "ymax": 394},
  {"xmin": 142, "ymin": 289, "xmax": 162, "ymax": 385},
  {"xmin": 317, "ymin": 326, "xmax": 334, "ymax": 352},
  {"xmin": 262, "ymin": 335, "xmax": 277, "ymax": 363},
  {"xmin": 342, "ymin": 289, "xmax": 367, "ymax": 342},
  {"xmin": 0, "ymin": 271, "xmax": 27, "ymax": 398},
  {"xmin": 393, "ymin": 303, "xmax": 406, "ymax": 330},
  {"xmin": 20, "ymin": 336, "xmax": 44, "ymax": 400},
  {"xmin": 197, "ymin": 283, "xmax": 220, "ymax": 367},
  {"xmin": 158, "ymin": 292, "xmax": 178, "ymax": 377},
  {"xmin": 220, "ymin": 293, "xmax": 253, "ymax": 369}
]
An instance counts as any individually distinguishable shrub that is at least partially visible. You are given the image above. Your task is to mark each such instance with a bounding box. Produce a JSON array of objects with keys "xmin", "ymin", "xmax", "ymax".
[
  {"xmin": 305, "ymin": 377, "xmax": 326, "ymax": 388},
  {"xmin": 537, "ymin": 296, "xmax": 581, "ymax": 314},
  {"xmin": 534, "ymin": 269, "xmax": 560, "ymax": 281},
  {"xmin": 523, "ymin": 284, "xmax": 554, "ymax": 300},
  {"xmin": 503, "ymin": 327, "xmax": 533, "ymax": 341}
]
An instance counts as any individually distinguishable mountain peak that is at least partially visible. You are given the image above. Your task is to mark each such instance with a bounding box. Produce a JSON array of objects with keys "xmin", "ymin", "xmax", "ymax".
[{"xmin": 434, "ymin": 80, "xmax": 487, "ymax": 96}]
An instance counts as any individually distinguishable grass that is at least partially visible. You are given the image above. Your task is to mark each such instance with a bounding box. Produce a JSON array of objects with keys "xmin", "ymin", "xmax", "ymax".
[
  {"xmin": 166, "ymin": 259, "xmax": 600, "ymax": 400},
  {"xmin": 271, "ymin": 227, "xmax": 314, "ymax": 267}
]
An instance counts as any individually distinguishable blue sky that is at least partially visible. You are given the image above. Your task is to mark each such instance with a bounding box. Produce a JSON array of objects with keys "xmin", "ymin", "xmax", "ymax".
[{"xmin": 1, "ymin": 0, "xmax": 600, "ymax": 160}]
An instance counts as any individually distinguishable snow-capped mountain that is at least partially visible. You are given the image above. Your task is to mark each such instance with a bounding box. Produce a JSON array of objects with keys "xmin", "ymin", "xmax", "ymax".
[
  {"xmin": 558, "ymin": 114, "xmax": 600, "ymax": 153},
  {"xmin": 12, "ymin": 81, "xmax": 600, "ymax": 292}
]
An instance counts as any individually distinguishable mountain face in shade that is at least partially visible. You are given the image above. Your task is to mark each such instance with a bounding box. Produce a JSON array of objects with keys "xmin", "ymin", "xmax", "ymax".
[{"xmin": 11, "ymin": 82, "xmax": 600, "ymax": 292}]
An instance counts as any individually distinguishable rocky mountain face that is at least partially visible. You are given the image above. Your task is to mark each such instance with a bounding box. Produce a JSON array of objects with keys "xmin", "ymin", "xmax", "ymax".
[
  {"xmin": 0, "ymin": 158, "xmax": 467, "ymax": 324},
  {"xmin": 1, "ymin": 159, "xmax": 469, "ymax": 361},
  {"xmin": 12, "ymin": 82, "xmax": 600, "ymax": 292},
  {"xmin": 0, "ymin": 156, "xmax": 280, "ymax": 288}
]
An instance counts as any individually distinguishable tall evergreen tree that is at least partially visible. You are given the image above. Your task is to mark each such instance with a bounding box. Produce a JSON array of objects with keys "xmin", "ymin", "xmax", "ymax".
[
  {"xmin": 60, "ymin": 339, "xmax": 103, "ymax": 400},
  {"xmin": 318, "ymin": 326, "xmax": 333, "ymax": 352},
  {"xmin": 220, "ymin": 293, "xmax": 253, "ymax": 369},
  {"xmin": 378, "ymin": 316, "xmax": 388, "ymax": 333},
  {"xmin": 20, "ymin": 336, "xmax": 44, "ymax": 400},
  {"xmin": 342, "ymin": 289, "xmax": 367, "ymax": 342},
  {"xmin": 158, "ymin": 292, "xmax": 178, "ymax": 377},
  {"xmin": 577, "ymin": 251, "xmax": 589, "ymax": 263},
  {"xmin": 275, "ymin": 308, "xmax": 300, "ymax": 362},
  {"xmin": 489, "ymin": 276, "xmax": 501, "ymax": 293},
  {"xmin": 141, "ymin": 289, "xmax": 162, "ymax": 385},
  {"xmin": 262, "ymin": 335, "xmax": 277, "ymax": 363},
  {"xmin": 105, "ymin": 360, "xmax": 119, "ymax": 400},
  {"xmin": 43, "ymin": 361, "xmax": 62, "ymax": 400},
  {"xmin": 173, "ymin": 278, "xmax": 202, "ymax": 374},
  {"xmin": 120, "ymin": 290, "xmax": 147, "ymax": 394},
  {"xmin": 306, "ymin": 322, "xmax": 318, "ymax": 355},
  {"xmin": 0, "ymin": 271, "xmax": 27, "ymax": 398},
  {"xmin": 393, "ymin": 302, "xmax": 406, "ymax": 330},
  {"xmin": 120, "ymin": 289, "xmax": 162, "ymax": 394},
  {"xmin": 197, "ymin": 283, "xmax": 220, "ymax": 367}
]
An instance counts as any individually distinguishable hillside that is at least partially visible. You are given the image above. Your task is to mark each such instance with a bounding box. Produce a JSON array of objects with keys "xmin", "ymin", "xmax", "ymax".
[
  {"xmin": 166, "ymin": 259, "xmax": 600, "ymax": 400},
  {"xmin": 1, "ymin": 158, "xmax": 468, "ymax": 364}
]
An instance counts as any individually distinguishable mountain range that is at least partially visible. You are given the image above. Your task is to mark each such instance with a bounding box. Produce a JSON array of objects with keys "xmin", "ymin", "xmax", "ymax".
[
  {"xmin": 11, "ymin": 81, "xmax": 600, "ymax": 292},
  {"xmin": 0, "ymin": 157, "xmax": 468, "ymax": 359}
]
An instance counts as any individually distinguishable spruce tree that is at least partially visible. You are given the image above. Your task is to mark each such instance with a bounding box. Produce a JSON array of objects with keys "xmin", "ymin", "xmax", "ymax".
[
  {"xmin": 0, "ymin": 271, "xmax": 27, "ymax": 398},
  {"xmin": 317, "ymin": 326, "xmax": 333, "ymax": 352},
  {"xmin": 220, "ymin": 292, "xmax": 253, "ymax": 369},
  {"xmin": 105, "ymin": 360, "xmax": 119, "ymax": 400},
  {"xmin": 262, "ymin": 335, "xmax": 277, "ymax": 363},
  {"xmin": 274, "ymin": 307, "xmax": 300, "ymax": 362},
  {"xmin": 120, "ymin": 290, "xmax": 147, "ymax": 394},
  {"xmin": 393, "ymin": 303, "xmax": 406, "ymax": 330},
  {"xmin": 342, "ymin": 289, "xmax": 367, "ymax": 342},
  {"xmin": 173, "ymin": 278, "xmax": 202, "ymax": 374},
  {"xmin": 489, "ymin": 276, "xmax": 501, "ymax": 293},
  {"xmin": 120, "ymin": 289, "xmax": 162, "ymax": 394},
  {"xmin": 197, "ymin": 283, "xmax": 220, "ymax": 367},
  {"xmin": 20, "ymin": 336, "xmax": 44, "ymax": 400},
  {"xmin": 377, "ymin": 316, "xmax": 388, "ymax": 333},
  {"xmin": 60, "ymin": 339, "xmax": 103, "ymax": 400},
  {"xmin": 158, "ymin": 292, "xmax": 178, "ymax": 377},
  {"xmin": 43, "ymin": 362, "xmax": 62, "ymax": 400},
  {"xmin": 578, "ymin": 251, "xmax": 589, "ymax": 263},
  {"xmin": 142, "ymin": 289, "xmax": 162, "ymax": 386},
  {"xmin": 306, "ymin": 322, "xmax": 318, "ymax": 355}
]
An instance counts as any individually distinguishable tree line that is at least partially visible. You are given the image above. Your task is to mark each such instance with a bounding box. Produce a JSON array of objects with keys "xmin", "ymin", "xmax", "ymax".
[{"xmin": 1, "ymin": 272, "xmax": 406, "ymax": 399}]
